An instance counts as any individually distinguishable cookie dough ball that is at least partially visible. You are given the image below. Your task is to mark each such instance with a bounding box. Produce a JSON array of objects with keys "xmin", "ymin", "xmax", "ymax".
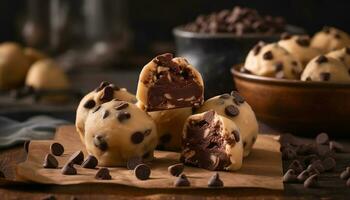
[
  {"xmin": 149, "ymin": 107, "xmax": 192, "ymax": 151},
  {"xmin": 0, "ymin": 42, "xmax": 30, "ymax": 90},
  {"xmin": 278, "ymin": 34, "xmax": 321, "ymax": 66},
  {"xmin": 301, "ymin": 55, "xmax": 350, "ymax": 82},
  {"xmin": 196, "ymin": 92, "xmax": 258, "ymax": 157},
  {"xmin": 327, "ymin": 47, "xmax": 350, "ymax": 68},
  {"xmin": 180, "ymin": 110, "xmax": 243, "ymax": 171},
  {"xmin": 244, "ymin": 42, "xmax": 303, "ymax": 79},
  {"xmin": 311, "ymin": 26, "xmax": 350, "ymax": 53},
  {"xmin": 84, "ymin": 100, "xmax": 158, "ymax": 166},
  {"xmin": 24, "ymin": 47, "xmax": 47, "ymax": 65},
  {"xmin": 76, "ymin": 81, "xmax": 137, "ymax": 143},
  {"xmin": 136, "ymin": 53, "xmax": 204, "ymax": 111}
]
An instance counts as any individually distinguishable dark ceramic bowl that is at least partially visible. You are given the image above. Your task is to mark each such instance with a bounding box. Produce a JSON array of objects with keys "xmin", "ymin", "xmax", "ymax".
[
  {"xmin": 232, "ymin": 65, "xmax": 350, "ymax": 138},
  {"xmin": 173, "ymin": 25, "xmax": 304, "ymax": 98}
]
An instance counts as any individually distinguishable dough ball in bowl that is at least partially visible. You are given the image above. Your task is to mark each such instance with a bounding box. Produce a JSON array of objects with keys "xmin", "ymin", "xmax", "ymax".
[{"xmin": 311, "ymin": 26, "xmax": 350, "ymax": 53}]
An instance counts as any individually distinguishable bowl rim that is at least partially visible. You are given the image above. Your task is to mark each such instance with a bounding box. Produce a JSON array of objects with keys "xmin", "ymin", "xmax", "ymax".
[{"xmin": 231, "ymin": 65, "xmax": 350, "ymax": 88}]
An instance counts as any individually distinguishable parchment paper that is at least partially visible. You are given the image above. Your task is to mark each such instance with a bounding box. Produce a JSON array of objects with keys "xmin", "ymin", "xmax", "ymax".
[{"xmin": 16, "ymin": 126, "xmax": 283, "ymax": 190}]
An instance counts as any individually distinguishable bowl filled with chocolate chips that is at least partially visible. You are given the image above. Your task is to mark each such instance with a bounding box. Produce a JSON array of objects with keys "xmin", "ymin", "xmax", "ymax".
[
  {"xmin": 231, "ymin": 26, "xmax": 350, "ymax": 136},
  {"xmin": 173, "ymin": 6, "xmax": 304, "ymax": 98}
]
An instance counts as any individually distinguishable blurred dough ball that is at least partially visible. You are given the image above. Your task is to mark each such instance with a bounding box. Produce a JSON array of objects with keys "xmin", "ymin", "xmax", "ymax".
[
  {"xmin": 0, "ymin": 42, "xmax": 30, "ymax": 90},
  {"xmin": 278, "ymin": 34, "xmax": 321, "ymax": 66},
  {"xmin": 311, "ymin": 26, "xmax": 350, "ymax": 53},
  {"xmin": 24, "ymin": 47, "xmax": 47, "ymax": 66},
  {"xmin": 326, "ymin": 47, "xmax": 350, "ymax": 68},
  {"xmin": 244, "ymin": 42, "xmax": 303, "ymax": 79},
  {"xmin": 149, "ymin": 107, "xmax": 192, "ymax": 151},
  {"xmin": 301, "ymin": 55, "xmax": 350, "ymax": 82}
]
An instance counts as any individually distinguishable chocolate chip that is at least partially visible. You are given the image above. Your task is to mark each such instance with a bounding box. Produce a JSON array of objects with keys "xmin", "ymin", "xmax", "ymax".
[
  {"xmin": 102, "ymin": 110, "xmax": 110, "ymax": 119},
  {"xmin": 127, "ymin": 156, "xmax": 143, "ymax": 170},
  {"xmin": 306, "ymin": 165, "xmax": 320, "ymax": 176},
  {"xmin": 109, "ymin": 84, "xmax": 120, "ymax": 91},
  {"xmin": 263, "ymin": 51, "xmax": 273, "ymax": 60},
  {"xmin": 320, "ymin": 72, "xmax": 331, "ymax": 81},
  {"xmin": 340, "ymin": 167, "xmax": 350, "ymax": 180},
  {"xmin": 95, "ymin": 168, "xmax": 112, "ymax": 180},
  {"xmin": 304, "ymin": 174, "xmax": 318, "ymax": 188},
  {"xmin": 92, "ymin": 105, "xmax": 101, "ymax": 113},
  {"xmin": 95, "ymin": 81, "xmax": 110, "ymax": 92},
  {"xmin": 43, "ymin": 154, "xmax": 58, "ymax": 168},
  {"xmin": 307, "ymin": 160, "xmax": 325, "ymax": 173},
  {"xmin": 334, "ymin": 33, "xmax": 341, "ymax": 39},
  {"xmin": 219, "ymin": 94, "xmax": 231, "ymax": 99},
  {"xmin": 297, "ymin": 170, "xmax": 310, "ymax": 182},
  {"xmin": 253, "ymin": 44, "xmax": 262, "ymax": 55},
  {"xmin": 322, "ymin": 157, "xmax": 336, "ymax": 171},
  {"xmin": 281, "ymin": 32, "xmax": 292, "ymax": 40},
  {"xmin": 50, "ymin": 142, "xmax": 64, "ymax": 156},
  {"xmin": 174, "ymin": 174, "xmax": 190, "ymax": 187},
  {"xmin": 24, "ymin": 140, "xmax": 30, "ymax": 153},
  {"xmin": 83, "ymin": 99, "xmax": 95, "ymax": 109},
  {"xmin": 68, "ymin": 151, "xmax": 84, "ymax": 165},
  {"xmin": 94, "ymin": 135, "xmax": 108, "ymax": 151},
  {"xmin": 115, "ymin": 102, "xmax": 129, "ymax": 110},
  {"xmin": 329, "ymin": 141, "xmax": 344, "ymax": 152},
  {"xmin": 131, "ymin": 132, "xmax": 144, "ymax": 144},
  {"xmin": 315, "ymin": 55, "xmax": 328, "ymax": 64},
  {"xmin": 296, "ymin": 36, "xmax": 310, "ymax": 47},
  {"xmin": 288, "ymin": 160, "xmax": 304, "ymax": 174},
  {"xmin": 231, "ymin": 91, "xmax": 245, "ymax": 104},
  {"xmin": 160, "ymin": 134, "xmax": 172, "ymax": 144},
  {"xmin": 275, "ymin": 63, "xmax": 284, "ymax": 71},
  {"xmin": 283, "ymin": 169, "xmax": 298, "ymax": 183},
  {"xmin": 144, "ymin": 129, "xmax": 152, "ymax": 137},
  {"xmin": 316, "ymin": 132, "xmax": 329, "ymax": 145},
  {"xmin": 100, "ymin": 86, "xmax": 114, "ymax": 102},
  {"xmin": 61, "ymin": 162, "xmax": 77, "ymax": 175},
  {"xmin": 168, "ymin": 163, "xmax": 184, "ymax": 177},
  {"xmin": 116, "ymin": 111, "xmax": 131, "ymax": 122},
  {"xmin": 208, "ymin": 172, "xmax": 224, "ymax": 187},
  {"xmin": 232, "ymin": 130, "xmax": 240, "ymax": 142},
  {"xmin": 81, "ymin": 155, "xmax": 98, "ymax": 169},
  {"xmin": 134, "ymin": 164, "xmax": 151, "ymax": 180},
  {"xmin": 225, "ymin": 105, "xmax": 240, "ymax": 117}
]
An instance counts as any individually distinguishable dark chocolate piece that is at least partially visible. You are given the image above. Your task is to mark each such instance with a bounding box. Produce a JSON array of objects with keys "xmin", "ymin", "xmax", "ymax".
[
  {"xmin": 231, "ymin": 91, "xmax": 245, "ymax": 105},
  {"xmin": 322, "ymin": 157, "xmax": 336, "ymax": 171},
  {"xmin": 95, "ymin": 168, "xmax": 112, "ymax": 180},
  {"xmin": 304, "ymin": 174, "xmax": 318, "ymax": 188},
  {"xmin": 340, "ymin": 167, "xmax": 350, "ymax": 180},
  {"xmin": 297, "ymin": 170, "xmax": 311, "ymax": 182},
  {"xmin": 115, "ymin": 102, "xmax": 129, "ymax": 110},
  {"xmin": 84, "ymin": 99, "xmax": 96, "ymax": 109},
  {"xmin": 50, "ymin": 142, "xmax": 64, "ymax": 156},
  {"xmin": 81, "ymin": 155, "xmax": 98, "ymax": 169},
  {"xmin": 92, "ymin": 105, "xmax": 101, "ymax": 113},
  {"xmin": 24, "ymin": 140, "xmax": 30, "ymax": 153},
  {"xmin": 43, "ymin": 154, "xmax": 58, "ymax": 168},
  {"xmin": 307, "ymin": 160, "xmax": 325, "ymax": 173},
  {"xmin": 174, "ymin": 174, "xmax": 190, "ymax": 187},
  {"xmin": 315, "ymin": 55, "xmax": 328, "ymax": 64},
  {"xmin": 94, "ymin": 135, "xmax": 108, "ymax": 151},
  {"xmin": 287, "ymin": 160, "xmax": 304, "ymax": 174},
  {"xmin": 275, "ymin": 63, "xmax": 284, "ymax": 72},
  {"xmin": 61, "ymin": 162, "xmax": 77, "ymax": 175},
  {"xmin": 296, "ymin": 36, "xmax": 310, "ymax": 47},
  {"xmin": 225, "ymin": 105, "xmax": 240, "ymax": 117},
  {"xmin": 102, "ymin": 110, "xmax": 110, "ymax": 119},
  {"xmin": 131, "ymin": 132, "xmax": 144, "ymax": 144},
  {"xmin": 208, "ymin": 172, "xmax": 224, "ymax": 187},
  {"xmin": 168, "ymin": 163, "xmax": 184, "ymax": 177},
  {"xmin": 316, "ymin": 132, "xmax": 329, "ymax": 145},
  {"xmin": 127, "ymin": 157, "xmax": 143, "ymax": 170},
  {"xmin": 95, "ymin": 81, "xmax": 110, "ymax": 92},
  {"xmin": 283, "ymin": 169, "xmax": 298, "ymax": 183},
  {"xmin": 263, "ymin": 51, "xmax": 273, "ymax": 60},
  {"xmin": 68, "ymin": 151, "xmax": 84, "ymax": 165},
  {"xmin": 320, "ymin": 72, "xmax": 331, "ymax": 81},
  {"xmin": 116, "ymin": 111, "xmax": 131, "ymax": 122},
  {"xmin": 134, "ymin": 164, "xmax": 151, "ymax": 180},
  {"xmin": 100, "ymin": 86, "xmax": 114, "ymax": 102}
]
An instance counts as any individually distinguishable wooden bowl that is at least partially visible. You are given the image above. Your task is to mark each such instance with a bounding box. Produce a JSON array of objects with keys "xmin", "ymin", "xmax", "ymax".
[{"xmin": 231, "ymin": 65, "xmax": 350, "ymax": 138}]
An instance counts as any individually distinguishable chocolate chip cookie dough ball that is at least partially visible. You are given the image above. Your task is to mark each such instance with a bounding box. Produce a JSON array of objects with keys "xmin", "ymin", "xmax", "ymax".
[
  {"xmin": 311, "ymin": 26, "xmax": 350, "ymax": 53},
  {"xmin": 278, "ymin": 34, "xmax": 321, "ymax": 66},
  {"xmin": 84, "ymin": 100, "xmax": 158, "ymax": 166},
  {"xmin": 243, "ymin": 42, "xmax": 303, "ymax": 79},
  {"xmin": 196, "ymin": 92, "xmax": 258, "ymax": 157},
  {"xmin": 149, "ymin": 107, "xmax": 192, "ymax": 151},
  {"xmin": 0, "ymin": 42, "xmax": 30, "ymax": 90},
  {"xmin": 180, "ymin": 110, "xmax": 243, "ymax": 171},
  {"xmin": 301, "ymin": 55, "xmax": 350, "ymax": 82},
  {"xmin": 76, "ymin": 81, "xmax": 137, "ymax": 142},
  {"xmin": 136, "ymin": 53, "xmax": 204, "ymax": 111},
  {"xmin": 327, "ymin": 47, "xmax": 350, "ymax": 68}
]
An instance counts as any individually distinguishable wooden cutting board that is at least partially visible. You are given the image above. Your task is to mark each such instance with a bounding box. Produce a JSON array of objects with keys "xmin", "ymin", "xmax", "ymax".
[{"xmin": 16, "ymin": 125, "xmax": 283, "ymax": 190}]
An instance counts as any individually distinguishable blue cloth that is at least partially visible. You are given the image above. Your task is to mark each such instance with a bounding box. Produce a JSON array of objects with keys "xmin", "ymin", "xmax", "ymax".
[{"xmin": 0, "ymin": 116, "xmax": 69, "ymax": 149}]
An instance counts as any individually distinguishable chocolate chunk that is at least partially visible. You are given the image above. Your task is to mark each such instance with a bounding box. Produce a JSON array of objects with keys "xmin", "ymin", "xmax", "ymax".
[
  {"xmin": 95, "ymin": 81, "xmax": 110, "ymax": 92},
  {"xmin": 95, "ymin": 168, "xmax": 112, "ymax": 180},
  {"xmin": 154, "ymin": 53, "xmax": 174, "ymax": 66},
  {"xmin": 50, "ymin": 142, "xmax": 64, "ymax": 156},
  {"xmin": 340, "ymin": 167, "xmax": 350, "ymax": 180},
  {"xmin": 208, "ymin": 172, "xmax": 224, "ymax": 187},
  {"xmin": 127, "ymin": 156, "xmax": 143, "ymax": 170},
  {"xmin": 225, "ymin": 105, "xmax": 240, "ymax": 117},
  {"xmin": 174, "ymin": 174, "xmax": 190, "ymax": 187},
  {"xmin": 322, "ymin": 157, "xmax": 336, "ymax": 171},
  {"xmin": 92, "ymin": 105, "xmax": 101, "ymax": 113},
  {"xmin": 68, "ymin": 151, "xmax": 84, "ymax": 165},
  {"xmin": 134, "ymin": 164, "xmax": 151, "ymax": 180},
  {"xmin": 81, "ymin": 155, "xmax": 98, "ymax": 169},
  {"xmin": 100, "ymin": 86, "xmax": 114, "ymax": 102},
  {"xmin": 281, "ymin": 32, "xmax": 292, "ymax": 40},
  {"xmin": 283, "ymin": 169, "xmax": 298, "ymax": 183},
  {"xmin": 83, "ymin": 99, "xmax": 96, "ymax": 109},
  {"xmin": 232, "ymin": 130, "xmax": 240, "ymax": 142},
  {"xmin": 168, "ymin": 163, "xmax": 184, "ymax": 177},
  {"xmin": 24, "ymin": 140, "xmax": 30, "ymax": 153},
  {"xmin": 61, "ymin": 162, "xmax": 77, "ymax": 175},
  {"xmin": 115, "ymin": 102, "xmax": 129, "ymax": 110},
  {"xmin": 253, "ymin": 44, "xmax": 262, "ymax": 55},
  {"xmin": 304, "ymin": 174, "xmax": 318, "ymax": 188},
  {"xmin": 296, "ymin": 36, "xmax": 310, "ymax": 47},
  {"xmin": 316, "ymin": 132, "xmax": 329, "ymax": 145},
  {"xmin": 131, "ymin": 132, "xmax": 144, "ymax": 144},
  {"xmin": 231, "ymin": 91, "xmax": 245, "ymax": 104},
  {"xmin": 263, "ymin": 51, "xmax": 273, "ymax": 60},
  {"xmin": 102, "ymin": 110, "xmax": 110, "ymax": 119},
  {"xmin": 41, "ymin": 195, "xmax": 56, "ymax": 200},
  {"xmin": 116, "ymin": 111, "xmax": 131, "ymax": 122},
  {"xmin": 329, "ymin": 141, "xmax": 345, "ymax": 152},
  {"xmin": 94, "ymin": 135, "xmax": 108, "ymax": 151},
  {"xmin": 288, "ymin": 160, "xmax": 304, "ymax": 174},
  {"xmin": 109, "ymin": 84, "xmax": 120, "ymax": 91},
  {"xmin": 160, "ymin": 134, "xmax": 172, "ymax": 144},
  {"xmin": 219, "ymin": 93, "xmax": 231, "ymax": 99},
  {"xmin": 320, "ymin": 72, "xmax": 331, "ymax": 81},
  {"xmin": 43, "ymin": 154, "xmax": 58, "ymax": 168},
  {"xmin": 315, "ymin": 55, "xmax": 328, "ymax": 64},
  {"xmin": 275, "ymin": 63, "xmax": 284, "ymax": 72},
  {"xmin": 307, "ymin": 160, "xmax": 325, "ymax": 173},
  {"xmin": 282, "ymin": 148, "xmax": 297, "ymax": 160},
  {"xmin": 297, "ymin": 170, "xmax": 310, "ymax": 182}
]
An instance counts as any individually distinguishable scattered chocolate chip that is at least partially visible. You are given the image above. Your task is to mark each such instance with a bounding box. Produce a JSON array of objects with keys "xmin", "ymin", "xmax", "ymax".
[
  {"xmin": 100, "ymin": 86, "xmax": 114, "ymax": 102},
  {"xmin": 283, "ymin": 169, "xmax": 298, "ymax": 183},
  {"xmin": 316, "ymin": 132, "xmax": 329, "ymax": 145},
  {"xmin": 92, "ymin": 105, "xmax": 101, "ymax": 113},
  {"xmin": 131, "ymin": 132, "xmax": 144, "ymax": 144},
  {"xmin": 127, "ymin": 157, "xmax": 143, "ymax": 170},
  {"xmin": 168, "ymin": 163, "xmax": 184, "ymax": 177},
  {"xmin": 41, "ymin": 195, "xmax": 56, "ymax": 200},
  {"xmin": 95, "ymin": 81, "xmax": 110, "ymax": 92},
  {"xmin": 288, "ymin": 160, "xmax": 304, "ymax": 174},
  {"xmin": 297, "ymin": 170, "xmax": 310, "ymax": 182},
  {"xmin": 322, "ymin": 157, "xmax": 336, "ymax": 171},
  {"xmin": 24, "ymin": 140, "xmax": 30, "ymax": 153},
  {"xmin": 263, "ymin": 51, "xmax": 273, "ymax": 60},
  {"xmin": 219, "ymin": 94, "xmax": 231, "ymax": 99},
  {"xmin": 275, "ymin": 63, "xmax": 284, "ymax": 72},
  {"xmin": 307, "ymin": 160, "xmax": 325, "ymax": 173},
  {"xmin": 102, "ymin": 110, "xmax": 110, "ymax": 119},
  {"xmin": 340, "ymin": 167, "xmax": 350, "ymax": 180},
  {"xmin": 304, "ymin": 174, "xmax": 318, "ymax": 188},
  {"xmin": 320, "ymin": 72, "xmax": 331, "ymax": 81},
  {"xmin": 61, "ymin": 162, "xmax": 77, "ymax": 175},
  {"xmin": 208, "ymin": 172, "xmax": 224, "ymax": 187},
  {"xmin": 115, "ymin": 102, "xmax": 129, "ymax": 110},
  {"xmin": 282, "ymin": 148, "xmax": 297, "ymax": 160},
  {"xmin": 296, "ymin": 36, "xmax": 310, "ymax": 47},
  {"xmin": 232, "ymin": 130, "xmax": 240, "ymax": 142},
  {"xmin": 281, "ymin": 32, "xmax": 292, "ymax": 40},
  {"xmin": 95, "ymin": 168, "xmax": 112, "ymax": 180},
  {"xmin": 306, "ymin": 165, "xmax": 320, "ymax": 176},
  {"xmin": 81, "ymin": 155, "xmax": 98, "ymax": 169},
  {"xmin": 50, "ymin": 142, "xmax": 64, "ymax": 156},
  {"xmin": 134, "ymin": 164, "xmax": 151, "ymax": 180},
  {"xmin": 83, "ymin": 99, "xmax": 96, "ymax": 109},
  {"xmin": 253, "ymin": 44, "xmax": 262, "ymax": 55},
  {"xmin": 174, "ymin": 174, "xmax": 190, "ymax": 187},
  {"xmin": 329, "ymin": 141, "xmax": 345, "ymax": 152},
  {"xmin": 231, "ymin": 91, "xmax": 245, "ymax": 104},
  {"xmin": 43, "ymin": 154, "xmax": 58, "ymax": 168},
  {"xmin": 94, "ymin": 135, "xmax": 108, "ymax": 151},
  {"xmin": 68, "ymin": 151, "xmax": 84, "ymax": 165},
  {"xmin": 315, "ymin": 55, "xmax": 328, "ymax": 64},
  {"xmin": 116, "ymin": 111, "xmax": 131, "ymax": 122},
  {"xmin": 225, "ymin": 105, "xmax": 240, "ymax": 117}
]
